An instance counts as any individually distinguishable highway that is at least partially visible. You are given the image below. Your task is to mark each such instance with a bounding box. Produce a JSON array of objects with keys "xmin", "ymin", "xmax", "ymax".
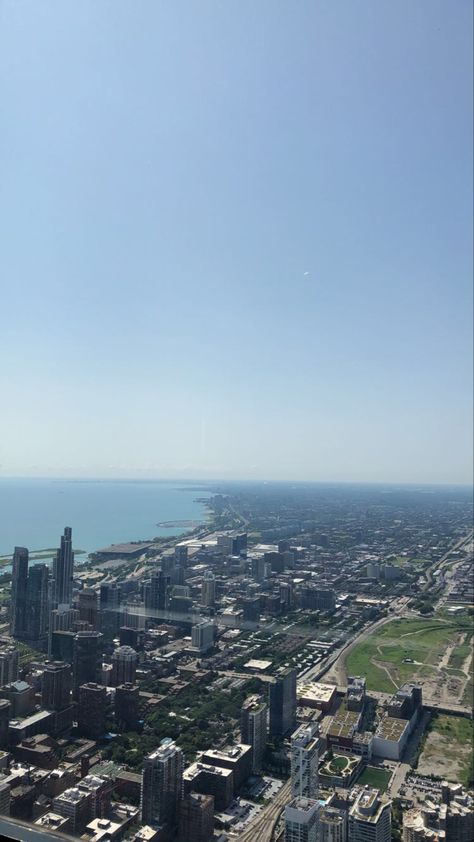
[{"xmin": 236, "ymin": 780, "xmax": 292, "ymax": 842}]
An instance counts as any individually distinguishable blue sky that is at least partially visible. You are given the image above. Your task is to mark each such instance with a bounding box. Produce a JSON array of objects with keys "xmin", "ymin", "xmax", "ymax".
[{"xmin": 1, "ymin": 1, "xmax": 472, "ymax": 483}]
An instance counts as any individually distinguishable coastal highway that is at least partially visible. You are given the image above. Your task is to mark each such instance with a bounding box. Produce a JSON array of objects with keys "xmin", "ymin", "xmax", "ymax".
[{"xmin": 236, "ymin": 780, "xmax": 292, "ymax": 842}]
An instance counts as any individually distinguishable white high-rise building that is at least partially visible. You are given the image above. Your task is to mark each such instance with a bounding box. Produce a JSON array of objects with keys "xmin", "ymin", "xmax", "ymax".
[
  {"xmin": 291, "ymin": 722, "xmax": 320, "ymax": 799},
  {"xmin": 201, "ymin": 571, "xmax": 216, "ymax": 607},
  {"xmin": 140, "ymin": 739, "xmax": 184, "ymax": 826},
  {"xmin": 348, "ymin": 788, "xmax": 391, "ymax": 842},
  {"xmin": 285, "ymin": 797, "xmax": 319, "ymax": 842},
  {"xmin": 191, "ymin": 620, "xmax": 215, "ymax": 653}
]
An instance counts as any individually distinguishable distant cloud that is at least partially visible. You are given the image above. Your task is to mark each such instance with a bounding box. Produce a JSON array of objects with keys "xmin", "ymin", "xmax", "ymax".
[{"xmin": 303, "ymin": 271, "xmax": 310, "ymax": 277}]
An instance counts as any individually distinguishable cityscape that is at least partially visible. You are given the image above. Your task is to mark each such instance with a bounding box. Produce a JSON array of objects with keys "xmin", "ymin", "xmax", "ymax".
[
  {"xmin": 0, "ymin": 483, "xmax": 471, "ymax": 842},
  {"xmin": 2, "ymin": 2, "xmax": 472, "ymax": 842}
]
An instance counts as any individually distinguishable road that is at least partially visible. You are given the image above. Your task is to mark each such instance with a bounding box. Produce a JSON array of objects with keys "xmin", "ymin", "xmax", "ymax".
[
  {"xmin": 236, "ymin": 780, "xmax": 292, "ymax": 842},
  {"xmin": 421, "ymin": 530, "xmax": 473, "ymax": 594}
]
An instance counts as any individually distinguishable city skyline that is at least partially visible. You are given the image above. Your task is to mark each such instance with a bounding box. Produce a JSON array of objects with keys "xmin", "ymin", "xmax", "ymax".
[{"xmin": 1, "ymin": 1, "xmax": 472, "ymax": 485}]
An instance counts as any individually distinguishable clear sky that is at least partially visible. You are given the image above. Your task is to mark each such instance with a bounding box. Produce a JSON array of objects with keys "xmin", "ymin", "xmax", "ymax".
[{"xmin": 1, "ymin": 1, "xmax": 472, "ymax": 484}]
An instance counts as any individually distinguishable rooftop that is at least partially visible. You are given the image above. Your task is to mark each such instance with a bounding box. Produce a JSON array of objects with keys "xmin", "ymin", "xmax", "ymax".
[{"xmin": 375, "ymin": 716, "xmax": 409, "ymax": 741}]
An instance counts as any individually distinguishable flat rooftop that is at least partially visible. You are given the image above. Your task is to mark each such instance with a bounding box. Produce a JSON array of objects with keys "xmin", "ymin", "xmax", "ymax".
[
  {"xmin": 244, "ymin": 659, "xmax": 273, "ymax": 671},
  {"xmin": 375, "ymin": 716, "xmax": 409, "ymax": 741},
  {"xmin": 327, "ymin": 708, "xmax": 360, "ymax": 739},
  {"xmin": 184, "ymin": 762, "xmax": 233, "ymax": 781},
  {"xmin": 297, "ymin": 681, "xmax": 337, "ymax": 705},
  {"xmin": 96, "ymin": 542, "xmax": 153, "ymax": 555}
]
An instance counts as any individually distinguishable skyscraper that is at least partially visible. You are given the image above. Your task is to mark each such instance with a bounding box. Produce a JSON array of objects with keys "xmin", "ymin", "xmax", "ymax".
[
  {"xmin": 269, "ymin": 668, "xmax": 297, "ymax": 737},
  {"xmin": 191, "ymin": 621, "xmax": 215, "ymax": 654},
  {"xmin": 27, "ymin": 563, "xmax": 50, "ymax": 646},
  {"xmin": 115, "ymin": 683, "xmax": 140, "ymax": 731},
  {"xmin": 48, "ymin": 606, "xmax": 79, "ymax": 656},
  {"xmin": 78, "ymin": 683, "xmax": 108, "ymax": 739},
  {"xmin": 201, "ymin": 571, "xmax": 216, "ymax": 607},
  {"xmin": 145, "ymin": 570, "xmax": 170, "ymax": 613},
  {"xmin": 240, "ymin": 694, "xmax": 268, "ymax": 773},
  {"xmin": 291, "ymin": 722, "xmax": 320, "ymax": 799},
  {"xmin": 72, "ymin": 631, "xmax": 103, "ymax": 698},
  {"xmin": 78, "ymin": 589, "xmax": 98, "ymax": 628},
  {"xmin": 141, "ymin": 739, "xmax": 184, "ymax": 827},
  {"xmin": 52, "ymin": 527, "xmax": 74, "ymax": 608},
  {"xmin": 41, "ymin": 661, "xmax": 72, "ymax": 711},
  {"xmin": 0, "ymin": 647, "xmax": 19, "ymax": 687},
  {"xmin": 111, "ymin": 645, "xmax": 138, "ymax": 687},
  {"xmin": 10, "ymin": 547, "xmax": 29, "ymax": 639}
]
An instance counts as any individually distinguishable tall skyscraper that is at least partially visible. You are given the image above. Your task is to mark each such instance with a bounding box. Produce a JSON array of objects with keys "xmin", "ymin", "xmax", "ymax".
[
  {"xmin": 72, "ymin": 631, "xmax": 103, "ymax": 698},
  {"xmin": 78, "ymin": 683, "xmax": 108, "ymax": 739},
  {"xmin": 141, "ymin": 739, "xmax": 184, "ymax": 827},
  {"xmin": 191, "ymin": 621, "xmax": 215, "ymax": 653},
  {"xmin": 201, "ymin": 571, "xmax": 216, "ymax": 607},
  {"xmin": 291, "ymin": 722, "xmax": 320, "ymax": 799},
  {"xmin": 41, "ymin": 661, "xmax": 72, "ymax": 711},
  {"xmin": 78, "ymin": 589, "xmax": 98, "ymax": 628},
  {"xmin": 10, "ymin": 547, "xmax": 29, "ymax": 638},
  {"xmin": 115, "ymin": 683, "xmax": 140, "ymax": 731},
  {"xmin": 145, "ymin": 570, "xmax": 170, "ymax": 613},
  {"xmin": 111, "ymin": 645, "xmax": 138, "ymax": 687},
  {"xmin": 348, "ymin": 789, "xmax": 391, "ymax": 842},
  {"xmin": 0, "ymin": 647, "xmax": 19, "ymax": 687},
  {"xmin": 48, "ymin": 606, "xmax": 79, "ymax": 656},
  {"xmin": 284, "ymin": 797, "xmax": 320, "ymax": 842},
  {"xmin": 240, "ymin": 694, "xmax": 268, "ymax": 773},
  {"xmin": 27, "ymin": 563, "xmax": 50, "ymax": 646},
  {"xmin": 52, "ymin": 527, "xmax": 74, "ymax": 608},
  {"xmin": 269, "ymin": 668, "xmax": 297, "ymax": 737}
]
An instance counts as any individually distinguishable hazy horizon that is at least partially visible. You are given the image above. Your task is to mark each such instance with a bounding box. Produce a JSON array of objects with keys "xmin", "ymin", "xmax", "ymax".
[{"xmin": 2, "ymin": 1, "xmax": 472, "ymax": 485}]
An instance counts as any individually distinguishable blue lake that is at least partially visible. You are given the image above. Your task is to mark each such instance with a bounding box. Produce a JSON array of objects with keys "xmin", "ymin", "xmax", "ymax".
[{"xmin": 0, "ymin": 478, "xmax": 212, "ymax": 557}]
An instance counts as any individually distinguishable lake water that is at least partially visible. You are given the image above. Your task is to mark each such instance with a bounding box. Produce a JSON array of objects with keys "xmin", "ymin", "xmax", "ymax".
[{"xmin": 0, "ymin": 478, "xmax": 213, "ymax": 557}]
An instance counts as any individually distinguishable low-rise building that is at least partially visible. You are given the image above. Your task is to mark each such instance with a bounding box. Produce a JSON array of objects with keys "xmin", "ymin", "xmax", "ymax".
[
  {"xmin": 297, "ymin": 681, "xmax": 337, "ymax": 714},
  {"xmin": 372, "ymin": 716, "xmax": 410, "ymax": 760}
]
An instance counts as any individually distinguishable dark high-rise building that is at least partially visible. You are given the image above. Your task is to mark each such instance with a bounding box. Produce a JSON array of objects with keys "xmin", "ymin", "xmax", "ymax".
[
  {"xmin": 27, "ymin": 564, "xmax": 50, "ymax": 646},
  {"xmin": 99, "ymin": 582, "xmax": 122, "ymax": 638},
  {"xmin": 41, "ymin": 661, "xmax": 72, "ymax": 711},
  {"xmin": 269, "ymin": 668, "xmax": 297, "ymax": 737},
  {"xmin": 10, "ymin": 547, "xmax": 29, "ymax": 639},
  {"xmin": 73, "ymin": 631, "xmax": 103, "ymax": 698},
  {"xmin": 175, "ymin": 545, "xmax": 188, "ymax": 567},
  {"xmin": 51, "ymin": 630, "xmax": 75, "ymax": 664},
  {"xmin": 111, "ymin": 646, "xmax": 138, "ymax": 687},
  {"xmin": 241, "ymin": 695, "xmax": 267, "ymax": 774},
  {"xmin": 0, "ymin": 647, "xmax": 19, "ymax": 687},
  {"xmin": 178, "ymin": 793, "xmax": 214, "ymax": 842},
  {"xmin": 77, "ymin": 683, "xmax": 108, "ymax": 739},
  {"xmin": 242, "ymin": 597, "xmax": 261, "ymax": 623},
  {"xmin": 115, "ymin": 682, "xmax": 140, "ymax": 731},
  {"xmin": 52, "ymin": 527, "xmax": 74, "ymax": 608},
  {"xmin": 119, "ymin": 626, "xmax": 142, "ymax": 648},
  {"xmin": 78, "ymin": 589, "xmax": 98, "ymax": 628},
  {"xmin": 145, "ymin": 571, "xmax": 170, "ymax": 613},
  {"xmin": 0, "ymin": 700, "xmax": 10, "ymax": 748},
  {"xmin": 48, "ymin": 606, "xmax": 79, "ymax": 656}
]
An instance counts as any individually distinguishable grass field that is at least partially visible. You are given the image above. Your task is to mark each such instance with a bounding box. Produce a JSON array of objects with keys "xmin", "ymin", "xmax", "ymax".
[
  {"xmin": 448, "ymin": 640, "xmax": 472, "ymax": 670},
  {"xmin": 417, "ymin": 714, "xmax": 474, "ymax": 786},
  {"xmin": 357, "ymin": 766, "xmax": 392, "ymax": 792},
  {"xmin": 345, "ymin": 616, "xmax": 471, "ymax": 692}
]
